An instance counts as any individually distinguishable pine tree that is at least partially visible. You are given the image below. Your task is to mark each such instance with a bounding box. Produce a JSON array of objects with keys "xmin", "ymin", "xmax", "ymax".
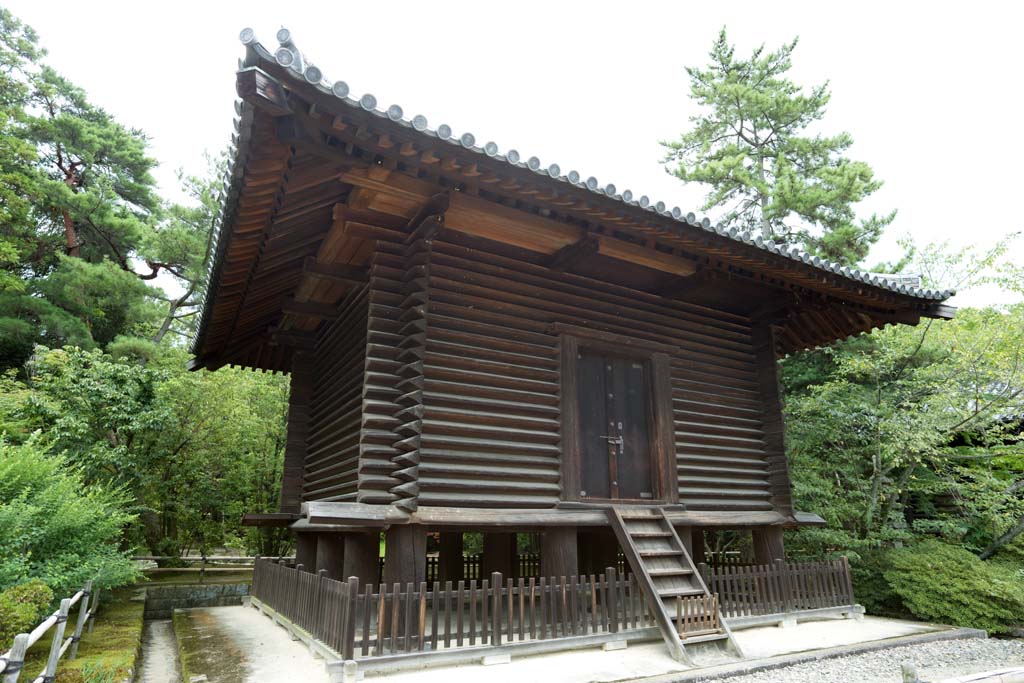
[
  {"xmin": 662, "ymin": 29, "xmax": 894, "ymax": 265},
  {"xmin": 0, "ymin": 9, "xmax": 211, "ymax": 369}
]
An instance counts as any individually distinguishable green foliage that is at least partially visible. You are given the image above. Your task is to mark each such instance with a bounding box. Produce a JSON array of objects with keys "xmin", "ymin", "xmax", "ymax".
[
  {"xmin": 0, "ymin": 579, "xmax": 53, "ymax": 648},
  {"xmin": 781, "ymin": 238, "xmax": 1024, "ymax": 633},
  {"xmin": 0, "ymin": 9, "xmax": 217, "ymax": 370},
  {"xmin": 882, "ymin": 540, "xmax": 1024, "ymax": 633},
  {"xmin": 0, "ymin": 437, "xmax": 137, "ymax": 597},
  {"xmin": 11, "ymin": 345, "xmax": 290, "ymax": 558},
  {"xmin": 662, "ymin": 29, "xmax": 893, "ymax": 264}
]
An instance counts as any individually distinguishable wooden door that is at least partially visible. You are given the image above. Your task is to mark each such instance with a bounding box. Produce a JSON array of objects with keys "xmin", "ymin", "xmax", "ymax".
[{"xmin": 576, "ymin": 350, "xmax": 654, "ymax": 500}]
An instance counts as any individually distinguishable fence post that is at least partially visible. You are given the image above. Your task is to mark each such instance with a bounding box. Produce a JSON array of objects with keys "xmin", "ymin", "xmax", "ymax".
[
  {"xmin": 343, "ymin": 577, "xmax": 359, "ymax": 660},
  {"xmin": 42, "ymin": 598, "xmax": 71, "ymax": 683},
  {"xmin": 606, "ymin": 567, "xmax": 618, "ymax": 633},
  {"xmin": 69, "ymin": 580, "xmax": 93, "ymax": 659},
  {"xmin": 2, "ymin": 633, "xmax": 29, "ymax": 683},
  {"xmin": 490, "ymin": 572, "xmax": 502, "ymax": 646},
  {"xmin": 775, "ymin": 559, "xmax": 792, "ymax": 614},
  {"xmin": 840, "ymin": 556, "xmax": 856, "ymax": 604},
  {"xmin": 86, "ymin": 587, "xmax": 101, "ymax": 634}
]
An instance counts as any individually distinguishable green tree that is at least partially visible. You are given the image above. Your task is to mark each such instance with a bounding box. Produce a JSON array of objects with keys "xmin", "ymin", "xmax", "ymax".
[
  {"xmin": 15, "ymin": 346, "xmax": 290, "ymax": 558},
  {"xmin": 783, "ymin": 237, "xmax": 1024, "ymax": 559},
  {"xmin": 662, "ymin": 29, "xmax": 894, "ymax": 265},
  {"xmin": 0, "ymin": 9, "xmax": 212, "ymax": 369}
]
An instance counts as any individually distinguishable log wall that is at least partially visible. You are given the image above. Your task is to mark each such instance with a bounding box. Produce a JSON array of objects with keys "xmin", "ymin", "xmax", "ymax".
[
  {"xmin": 303, "ymin": 233, "xmax": 790, "ymax": 513},
  {"xmin": 416, "ymin": 235, "xmax": 781, "ymax": 511},
  {"xmin": 303, "ymin": 286, "xmax": 369, "ymax": 502}
]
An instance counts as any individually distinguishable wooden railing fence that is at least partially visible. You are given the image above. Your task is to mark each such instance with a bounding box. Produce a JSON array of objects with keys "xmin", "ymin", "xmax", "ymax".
[
  {"xmin": 252, "ymin": 559, "xmax": 652, "ymax": 660},
  {"xmin": 704, "ymin": 552, "xmax": 753, "ymax": 569},
  {"xmin": 698, "ymin": 558, "xmax": 855, "ymax": 619},
  {"xmin": 675, "ymin": 594, "xmax": 721, "ymax": 637},
  {"xmin": 376, "ymin": 552, "xmax": 624, "ymax": 583},
  {"xmin": 0, "ymin": 580, "xmax": 99, "ymax": 683}
]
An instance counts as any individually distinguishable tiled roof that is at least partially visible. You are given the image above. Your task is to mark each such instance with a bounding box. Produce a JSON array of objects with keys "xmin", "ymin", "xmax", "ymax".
[
  {"xmin": 191, "ymin": 27, "xmax": 954, "ymax": 358},
  {"xmin": 241, "ymin": 27, "xmax": 954, "ymax": 301}
]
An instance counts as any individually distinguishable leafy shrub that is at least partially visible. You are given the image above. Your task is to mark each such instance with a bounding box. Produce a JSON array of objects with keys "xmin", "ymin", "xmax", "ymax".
[
  {"xmin": 0, "ymin": 579, "xmax": 53, "ymax": 649},
  {"xmin": 850, "ymin": 548, "xmax": 908, "ymax": 618},
  {"xmin": 0, "ymin": 436, "xmax": 138, "ymax": 597},
  {"xmin": 882, "ymin": 539, "xmax": 1024, "ymax": 633}
]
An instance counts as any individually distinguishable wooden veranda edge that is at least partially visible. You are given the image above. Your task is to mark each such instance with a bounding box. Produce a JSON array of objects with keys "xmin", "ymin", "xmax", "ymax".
[{"xmin": 300, "ymin": 503, "xmax": 827, "ymax": 529}]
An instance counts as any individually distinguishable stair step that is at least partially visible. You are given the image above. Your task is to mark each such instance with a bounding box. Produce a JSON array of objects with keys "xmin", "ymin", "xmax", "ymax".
[
  {"xmin": 658, "ymin": 587, "xmax": 705, "ymax": 598},
  {"xmin": 639, "ymin": 549, "xmax": 683, "ymax": 557},
  {"xmin": 629, "ymin": 531, "xmax": 672, "ymax": 538},
  {"xmin": 679, "ymin": 630, "xmax": 729, "ymax": 644},
  {"xmin": 619, "ymin": 511, "xmax": 660, "ymax": 520},
  {"xmin": 648, "ymin": 567, "xmax": 693, "ymax": 577}
]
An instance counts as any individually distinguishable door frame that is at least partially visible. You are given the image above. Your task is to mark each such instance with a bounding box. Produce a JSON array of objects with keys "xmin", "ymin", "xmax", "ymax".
[{"xmin": 553, "ymin": 323, "xmax": 679, "ymax": 505}]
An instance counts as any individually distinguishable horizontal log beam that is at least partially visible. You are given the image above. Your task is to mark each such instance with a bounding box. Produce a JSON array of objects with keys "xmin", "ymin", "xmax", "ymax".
[
  {"xmin": 302, "ymin": 502, "xmax": 812, "ymax": 529},
  {"xmin": 241, "ymin": 513, "xmax": 300, "ymax": 527},
  {"xmin": 302, "ymin": 257, "xmax": 369, "ymax": 285}
]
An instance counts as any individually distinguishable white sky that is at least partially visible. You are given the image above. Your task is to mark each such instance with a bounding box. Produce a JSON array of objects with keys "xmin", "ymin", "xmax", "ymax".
[{"xmin": 9, "ymin": 0, "xmax": 1022, "ymax": 307}]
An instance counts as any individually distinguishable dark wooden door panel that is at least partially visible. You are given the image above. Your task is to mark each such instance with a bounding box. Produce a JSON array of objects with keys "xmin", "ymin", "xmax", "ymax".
[
  {"xmin": 577, "ymin": 350, "xmax": 654, "ymax": 501},
  {"xmin": 618, "ymin": 358, "xmax": 653, "ymax": 499},
  {"xmin": 578, "ymin": 350, "xmax": 611, "ymax": 499}
]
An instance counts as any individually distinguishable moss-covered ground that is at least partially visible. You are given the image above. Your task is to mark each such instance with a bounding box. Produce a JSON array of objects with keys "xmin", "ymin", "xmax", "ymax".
[{"xmin": 21, "ymin": 586, "xmax": 145, "ymax": 683}]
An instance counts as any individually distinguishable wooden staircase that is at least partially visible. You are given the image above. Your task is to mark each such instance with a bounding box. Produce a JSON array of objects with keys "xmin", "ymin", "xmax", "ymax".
[{"xmin": 607, "ymin": 506, "xmax": 742, "ymax": 664}]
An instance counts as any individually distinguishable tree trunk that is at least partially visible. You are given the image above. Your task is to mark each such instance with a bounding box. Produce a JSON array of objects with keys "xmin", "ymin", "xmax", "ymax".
[
  {"xmin": 63, "ymin": 171, "xmax": 80, "ymax": 256},
  {"xmin": 978, "ymin": 516, "xmax": 1024, "ymax": 560},
  {"xmin": 62, "ymin": 209, "xmax": 78, "ymax": 256},
  {"xmin": 152, "ymin": 285, "xmax": 194, "ymax": 344}
]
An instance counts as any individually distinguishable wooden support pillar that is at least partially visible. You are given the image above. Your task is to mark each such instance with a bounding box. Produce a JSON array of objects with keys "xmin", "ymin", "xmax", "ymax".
[
  {"xmin": 691, "ymin": 527, "xmax": 707, "ymax": 566},
  {"xmin": 752, "ymin": 526, "xmax": 786, "ymax": 564},
  {"xmin": 294, "ymin": 532, "xmax": 318, "ymax": 572},
  {"xmin": 578, "ymin": 529, "xmax": 619, "ymax": 576},
  {"xmin": 382, "ymin": 525, "xmax": 426, "ymax": 587},
  {"xmin": 540, "ymin": 526, "xmax": 578, "ymax": 578},
  {"xmin": 482, "ymin": 533, "xmax": 518, "ymax": 578},
  {"xmin": 438, "ymin": 532, "xmax": 464, "ymax": 583},
  {"xmin": 315, "ymin": 534, "xmax": 345, "ymax": 580},
  {"xmin": 342, "ymin": 532, "xmax": 380, "ymax": 586}
]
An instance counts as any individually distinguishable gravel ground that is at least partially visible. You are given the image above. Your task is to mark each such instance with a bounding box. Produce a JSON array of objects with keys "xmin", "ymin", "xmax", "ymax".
[{"xmin": 701, "ymin": 638, "xmax": 1024, "ymax": 683}]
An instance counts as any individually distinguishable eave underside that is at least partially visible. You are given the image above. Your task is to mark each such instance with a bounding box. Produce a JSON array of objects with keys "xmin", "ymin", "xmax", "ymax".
[{"xmin": 192, "ymin": 63, "xmax": 953, "ymax": 373}]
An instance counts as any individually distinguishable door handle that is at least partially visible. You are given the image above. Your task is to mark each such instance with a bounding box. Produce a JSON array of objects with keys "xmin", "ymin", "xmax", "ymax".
[{"xmin": 600, "ymin": 435, "xmax": 624, "ymax": 455}]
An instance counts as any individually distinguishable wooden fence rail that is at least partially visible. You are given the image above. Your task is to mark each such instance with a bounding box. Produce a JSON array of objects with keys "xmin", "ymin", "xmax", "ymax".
[
  {"xmin": 376, "ymin": 553, "xmax": 625, "ymax": 583},
  {"xmin": 252, "ymin": 559, "xmax": 651, "ymax": 660},
  {"xmin": 0, "ymin": 580, "xmax": 99, "ymax": 683},
  {"xmin": 698, "ymin": 558, "xmax": 855, "ymax": 619}
]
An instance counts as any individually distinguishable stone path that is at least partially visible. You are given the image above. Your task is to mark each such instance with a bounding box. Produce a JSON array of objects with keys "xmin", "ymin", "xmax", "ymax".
[
  {"xmin": 173, "ymin": 606, "xmax": 330, "ymax": 683},
  {"xmin": 137, "ymin": 620, "xmax": 183, "ymax": 683}
]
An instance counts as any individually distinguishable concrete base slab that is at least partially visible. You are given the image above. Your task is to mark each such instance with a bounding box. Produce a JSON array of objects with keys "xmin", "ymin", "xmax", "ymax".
[
  {"xmin": 368, "ymin": 617, "xmax": 963, "ymax": 683},
  {"xmin": 481, "ymin": 654, "xmax": 511, "ymax": 666},
  {"xmin": 602, "ymin": 640, "xmax": 628, "ymax": 651},
  {"xmin": 174, "ymin": 606, "xmax": 332, "ymax": 683}
]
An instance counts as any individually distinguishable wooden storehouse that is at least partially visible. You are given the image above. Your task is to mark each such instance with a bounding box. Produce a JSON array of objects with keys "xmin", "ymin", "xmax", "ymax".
[{"xmin": 190, "ymin": 28, "xmax": 955, "ymax": 660}]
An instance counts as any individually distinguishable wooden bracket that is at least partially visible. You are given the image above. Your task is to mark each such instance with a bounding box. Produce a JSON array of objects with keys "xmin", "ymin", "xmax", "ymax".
[
  {"xmin": 545, "ymin": 235, "xmax": 599, "ymax": 271},
  {"xmin": 236, "ymin": 67, "xmax": 291, "ymax": 116}
]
